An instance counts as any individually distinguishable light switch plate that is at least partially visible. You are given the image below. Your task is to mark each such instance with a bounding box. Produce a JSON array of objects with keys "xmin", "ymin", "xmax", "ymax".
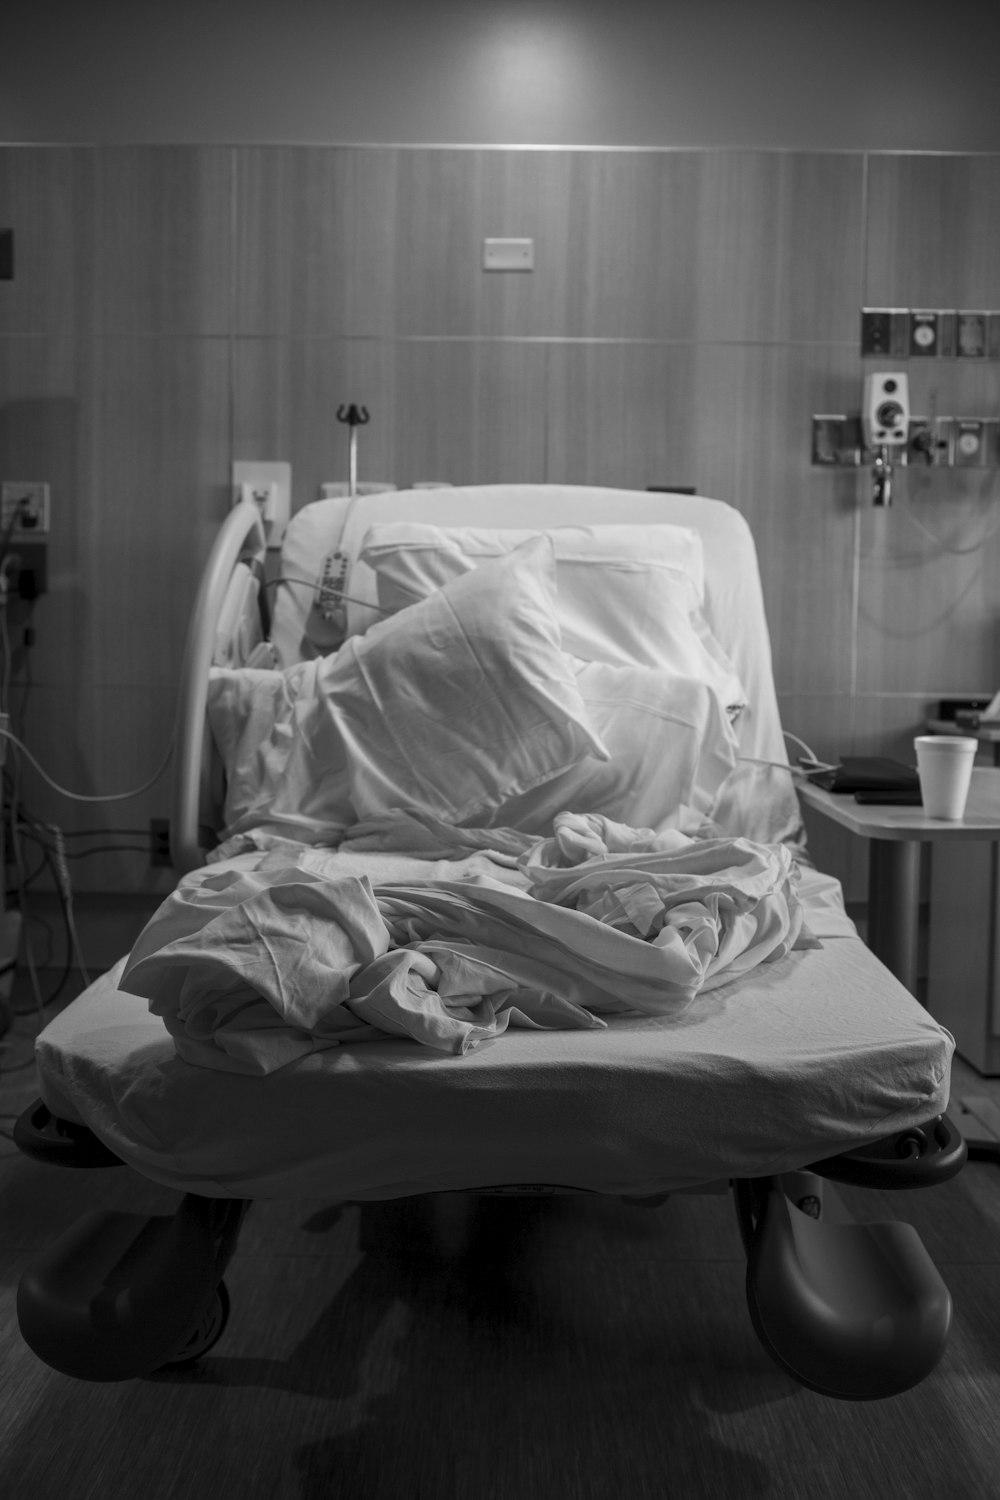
[{"xmin": 483, "ymin": 238, "xmax": 534, "ymax": 272}]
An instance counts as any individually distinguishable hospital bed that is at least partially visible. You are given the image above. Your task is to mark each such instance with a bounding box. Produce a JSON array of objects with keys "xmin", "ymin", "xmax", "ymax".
[{"xmin": 13, "ymin": 485, "xmax": 965, "ymax": 1400}]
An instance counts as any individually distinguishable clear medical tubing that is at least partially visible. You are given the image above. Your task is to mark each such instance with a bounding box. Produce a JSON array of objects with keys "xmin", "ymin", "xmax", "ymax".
[{"xmin": 170, "ymin": 501, "xmax": 266, "ymax": 875}]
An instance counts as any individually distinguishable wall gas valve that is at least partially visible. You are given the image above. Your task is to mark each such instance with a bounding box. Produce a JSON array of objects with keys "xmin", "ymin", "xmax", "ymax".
[{"xmin": 862, "ymin": 372, "xmax": 910, "ymax": 448}]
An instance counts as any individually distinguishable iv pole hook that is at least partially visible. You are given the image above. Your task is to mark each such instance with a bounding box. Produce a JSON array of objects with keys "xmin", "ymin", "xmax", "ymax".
[{"xmin": 336, "ymin": 405, "xmax": 370, "ymax": 498}]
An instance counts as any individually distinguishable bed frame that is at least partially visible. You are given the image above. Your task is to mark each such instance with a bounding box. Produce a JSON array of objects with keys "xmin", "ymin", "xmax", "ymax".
[{"xmin": 14, "ymin": 495, "xmax": 968, "ymax": 1399}]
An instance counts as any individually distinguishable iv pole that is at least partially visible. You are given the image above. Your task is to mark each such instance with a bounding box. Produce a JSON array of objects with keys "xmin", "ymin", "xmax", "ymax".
[{"xmin": 336, "ymin": 405, "xmax": 370, "ymax": 498}]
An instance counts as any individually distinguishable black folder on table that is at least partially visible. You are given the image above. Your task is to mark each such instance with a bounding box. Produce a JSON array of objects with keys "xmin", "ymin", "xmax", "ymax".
[{"xmin": 807, "ymin": 757, "xmax": 920, "ymax": 796}]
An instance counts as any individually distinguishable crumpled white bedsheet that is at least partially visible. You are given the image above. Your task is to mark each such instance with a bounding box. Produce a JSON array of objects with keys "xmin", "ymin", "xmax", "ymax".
[{"xmin": 119, "ymin": 813, "xmax": 812, "ymax": 1075}]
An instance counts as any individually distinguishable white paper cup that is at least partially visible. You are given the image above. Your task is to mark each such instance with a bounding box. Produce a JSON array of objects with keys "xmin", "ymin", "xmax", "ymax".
[{"xmin": 914, "ymin": 735, "xmax": 978, "ymax": 819}]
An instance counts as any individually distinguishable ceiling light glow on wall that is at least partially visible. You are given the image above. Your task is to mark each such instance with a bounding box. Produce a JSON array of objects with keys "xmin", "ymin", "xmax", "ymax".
[{"xmin": 471, "ymin": 13, "xmax": 592, "ymax": 137}]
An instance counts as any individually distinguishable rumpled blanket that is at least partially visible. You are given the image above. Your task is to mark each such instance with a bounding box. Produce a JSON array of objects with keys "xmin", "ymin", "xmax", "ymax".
[{"xmin": 119, "ymin": 813, "xmax": 812, "ymax": 1075}]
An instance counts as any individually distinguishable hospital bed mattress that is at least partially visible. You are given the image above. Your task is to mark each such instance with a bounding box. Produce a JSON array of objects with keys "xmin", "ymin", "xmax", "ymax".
[{"xmin": 32, "ymin": 867, "xmax": 952, "ymax": 1202}]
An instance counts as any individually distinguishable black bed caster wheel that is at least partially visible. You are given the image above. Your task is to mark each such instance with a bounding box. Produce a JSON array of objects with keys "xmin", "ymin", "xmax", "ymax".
[{"xmin": 157, "ymin": 1280, "xmax": 231, "ymax": 1369}]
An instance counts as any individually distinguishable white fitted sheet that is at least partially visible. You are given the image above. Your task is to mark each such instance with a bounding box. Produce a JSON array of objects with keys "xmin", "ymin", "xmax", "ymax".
[{"xmin": 33, "ymin": 867, "xmax": 952, "ymax": 1201}]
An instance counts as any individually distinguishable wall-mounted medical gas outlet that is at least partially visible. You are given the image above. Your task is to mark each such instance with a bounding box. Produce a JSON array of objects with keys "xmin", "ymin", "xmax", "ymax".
[
  {"xmin": 909, "ymin": 312, "xmax": 940, "ymax": 357},
  {"xmin": 232, "ymin": 461, "xmax": 290, "ymax": 548},
  {"xmin": 1, "ymin": 481, "xmax": 50, "ymax": 535},
  {"xmin": 483, "ymin": 238, "xmax": 534, "ymax": 272},
  {"xmin": 903, "ymin": 418, "xmax": 952, "ymax": 467},
  {"xmin": 811, "ymin": 415, "xmax": 862, "ymax": 466},
  {"xmin": 812, "ymin": 413, "xmax": 1000, "ymax": 469},
  {"xmin": 954, "ymin": 420, "xmax": 988, "ymax": 468},
  {"xmin": 862, "ymin": 372, "xmax": 910, "ymax": 447},
  {"xmin": 862, "ymin": 307, "xmax": 1000, "ymax": 360}
]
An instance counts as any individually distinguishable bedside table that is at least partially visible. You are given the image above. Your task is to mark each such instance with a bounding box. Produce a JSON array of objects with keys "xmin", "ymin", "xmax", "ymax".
[{"xmin": 797, "ymin": 768, "xmax": 1000, "ymax": 997}]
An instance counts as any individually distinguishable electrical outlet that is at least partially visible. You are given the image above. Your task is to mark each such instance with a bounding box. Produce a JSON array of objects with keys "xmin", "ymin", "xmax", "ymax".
[
  {"xmin": 861, "ymin": 310, "xmax": 893, "ymax": 357},
  {"xmin": 1, "ymin": 481, "xmax": 50, "ymax": 536},
  {"xmin": 861, "ymin": 308, "xmax": 909, "ymax": 358},
  {"xmin": 232, "ymin": 461, "xmax": 290, "ymax": 547},
  {"xmin": 149, "ymin": 818, "xmax": 172, "ymax": 867}
]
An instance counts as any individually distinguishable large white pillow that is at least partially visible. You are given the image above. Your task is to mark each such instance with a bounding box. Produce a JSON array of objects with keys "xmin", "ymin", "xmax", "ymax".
[
  {"xmin": 357, "ymin": 522, "xmax": 745, "ymax": 714},
  {"xmin": 487, "ymin": 660, "xmax": 739, "ymax": 835},
  {"xmin": 208, "ymin": 536, "xmax": 608, "ymax": 840},
  {"xmin": 208, "ymin": 663, "xmax": 355, "ymax": 845},
  {"xmin": 327, "ymin": 535, "xmax": 607, "ymax": 823}
]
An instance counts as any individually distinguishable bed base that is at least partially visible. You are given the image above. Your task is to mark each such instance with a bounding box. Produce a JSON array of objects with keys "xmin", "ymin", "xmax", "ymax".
[{"xmin": 13, "ymin": 1099, "xmax": 965, "ymax": 1396}]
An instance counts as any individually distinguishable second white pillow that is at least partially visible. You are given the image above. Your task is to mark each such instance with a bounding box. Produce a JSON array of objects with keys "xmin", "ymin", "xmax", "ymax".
[{"xmin": 358, "ymin": 522, "xmax": 746, "ymax": 715}]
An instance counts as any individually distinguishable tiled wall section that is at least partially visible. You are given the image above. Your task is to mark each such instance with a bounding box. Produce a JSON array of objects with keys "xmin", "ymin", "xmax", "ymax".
[{"xmin": 1, "ymin": 144, "xmax": 999, "ymax": 895}]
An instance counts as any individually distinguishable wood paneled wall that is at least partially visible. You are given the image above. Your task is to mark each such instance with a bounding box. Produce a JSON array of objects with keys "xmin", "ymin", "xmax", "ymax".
[{"xmin": 1, "ymin": 144, "xmax": 999, "ymax": 897}]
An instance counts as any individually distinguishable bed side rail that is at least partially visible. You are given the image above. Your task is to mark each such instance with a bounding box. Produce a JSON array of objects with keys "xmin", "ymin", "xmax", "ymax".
[{"xmin": 171, "ymin": 501, "xmax": 266, "ymax": 875}]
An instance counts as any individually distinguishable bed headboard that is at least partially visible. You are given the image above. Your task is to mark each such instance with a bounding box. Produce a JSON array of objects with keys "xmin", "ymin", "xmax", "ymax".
[
  {"xmin": 274, "ymin": 485, "xmax": 788, "ymax": 763},
  {"xmin": 172, "ymin": 486, "xmax": 801, "ymax": 873}
]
